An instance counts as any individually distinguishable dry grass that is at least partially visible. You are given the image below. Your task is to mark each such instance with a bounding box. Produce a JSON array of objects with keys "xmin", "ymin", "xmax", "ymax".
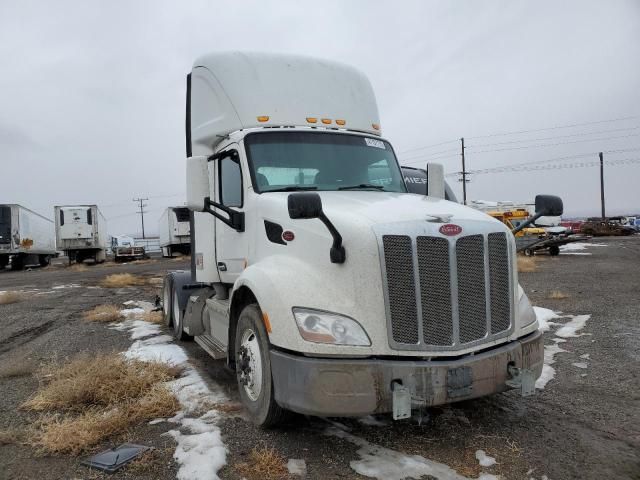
[
  {"xmin": 140, "ymin": 310, "xmax": 163, "ymax": 324},
  {"xmin": 235, "ymin": 445, "xmax": 290, "ymax": 480},
  {"xmin": 68, "ymin": 263, "xmax": 88, "ymax": 272},
  {"xmin": 0, "ymin": 291, "xmax": 23, "ymax": 305},
  {"xmin": 0, "ymin": 428, "xmax": 27, "ymax": 446},
  {"xmin": 22, "ymin": 353, "xmax": 180, "ymax": 412},
  {"xmin": 100, "ymin": 273, "xmax": 148, "ymax": 288},
  {"xmin": 517, "ymin": 256, "xmax": 537, "ymax": 273},
  {"xmin": 22, "ymin": 353, "xmax": 181, "ymax": 454},
  {"xmin": 83, "ymin": 304, "xmax": 124, "ymax": 323},
  {"xmin": 0, "ymin": 361, "xmax": 37, "ymax": 379},
  {"xmin": 549, "ymin": 290, "xmax": 569, "ymax": 299}
]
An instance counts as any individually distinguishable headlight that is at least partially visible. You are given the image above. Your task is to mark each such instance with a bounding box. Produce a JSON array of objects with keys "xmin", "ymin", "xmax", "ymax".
[
  {"xmin": 517, "ymin": 285, "xmax": 536, "ymax": 328},
  {"xmin": 292, "ymin": 308, "xmax": 371, "ymax": 346}
]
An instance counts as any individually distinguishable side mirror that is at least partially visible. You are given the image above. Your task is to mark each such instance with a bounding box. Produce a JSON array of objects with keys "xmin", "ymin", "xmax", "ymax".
[
  {"xmin": 186, "ymin": 156, "xmax": 210, "ymax": 211},
  {"xmin": 288, "ymin": 192, "xmax": 323, "ymax": 219},
  {"xmin": 288, "ymin": 192, "xmax": 345, "ymax": 264},
  {"xmin": 534, "ymin": 195, "xmax": 563, "ymax": 216},
  {"xmin": 426, "ymin": 163, "xmax": 445, "ymax": 199}
]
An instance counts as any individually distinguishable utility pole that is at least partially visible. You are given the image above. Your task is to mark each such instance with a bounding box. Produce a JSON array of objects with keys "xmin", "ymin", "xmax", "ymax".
[
  {"xmin": 133, "ymin": 197, "xmax": 148, "ymax": 239},
  {"xmin": 460, "ymin": 137, "xmax": 468, "ymax": 205},
  {"xmin": 599, "ymin": 152, "xmax": 605, "ymax": 220}
]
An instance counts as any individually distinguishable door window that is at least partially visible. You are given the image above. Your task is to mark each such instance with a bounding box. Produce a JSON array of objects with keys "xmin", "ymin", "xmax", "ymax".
[{"xmin": 219, "ymin": 155, "xmax": 243, "ymax": 207}]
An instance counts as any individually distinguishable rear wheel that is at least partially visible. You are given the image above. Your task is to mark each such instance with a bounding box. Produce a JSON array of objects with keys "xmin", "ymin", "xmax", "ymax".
[
  {"xmin": 39, "ymin": 255, "xmax": 50, "ymax": 267},
  {"xmin": 172, "ymin": 290, "xmax": 192, "ymax": 341},
  {"xmin": 0, "ymin": 255, "xmax": 8, "ymax": 269},
  {"xmin": 549, "ymin": 245, "xmax": 560, "ymax": 256},
  {"xmin": 163, "ymin": 276, "xmax": 174, "ymax": 327},
  {"xmin": 523, "ymin": 248, "xmax": 534, "ymax": 257},
  {"xmin": 10, "ymin": 255, "xmax": 24, "ymax": 271},
  {"xmin": 235, "ymin": 303, "xmax": 287, "ymax": 428}
]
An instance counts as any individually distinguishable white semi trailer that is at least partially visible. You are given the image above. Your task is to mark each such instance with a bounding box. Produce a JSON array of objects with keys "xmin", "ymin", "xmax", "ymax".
[
  {"xmin": 163, "ymin": 52, "xmax": 561, "ymax": 426},
  {"xmin": 159, "ymin": 207, "xmax": 191, "ymax": 257},
  {"xmin": 54, "ymin": 205, "xmax": 108, "ymax": 264},
  {"xmin": 0, "ymin": 204, "xmax": 57, "ymax": 270}
]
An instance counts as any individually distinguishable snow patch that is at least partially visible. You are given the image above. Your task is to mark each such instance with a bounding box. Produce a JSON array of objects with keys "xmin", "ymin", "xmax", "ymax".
[
  {"xmin": 475, "ymin": 450, "xmax": 496, "ymax": 467},
  {"xmin": 536, "ymin": 343, "xmax": 568, "ymax": 389},
  {"xmin": 555, "ymin": 315, "xmax": 590, "ymax": 338},
  {"xmin": 572, "ymin": 362, "xmax": 588, "ymax": 369},
  {"xmin": 559, "ymin": 242, "xmax": 606, "ymax": 252},
  {"xmin": 326, "ymin": 426, "xmax": 482, "ymax": 480},
  {"xmin": 52, "ymin": 283, "xmax": 81, "ymax": 289},
  {"xmin": 358, "ymin": 415, "xmax": 389, "ymax": 427},
  {"xmin": 287, "ymin": 459, "xmax": 307, "ymax": 476},
  {"xmin": 580, "ymin": 353, "xmax": 590, "ymax": 359},
  {"xmin": 533, "ymin": 307, "xmax": 561, "ymax": 333}
]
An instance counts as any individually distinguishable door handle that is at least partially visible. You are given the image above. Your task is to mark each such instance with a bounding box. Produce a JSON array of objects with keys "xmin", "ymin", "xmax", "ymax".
[{"xmin": 217, "ymin": 262, "xmax": 227, "ymax": 271}]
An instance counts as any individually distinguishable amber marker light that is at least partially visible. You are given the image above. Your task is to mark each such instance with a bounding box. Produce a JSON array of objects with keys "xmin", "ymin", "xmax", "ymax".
[
  {"xmin": 335, "ymin": 119, "xmax": 346, "ymax": 126},
  {"xmin": 306, "ymin": 117, "xmax": 318, "ymax": 123},
  {"xmin": 262, "ymin": 312, "xmax": 272, "ymax": 333},
  {"xmin": 372, "ymin": 123, "xmax": 380, "ymax": 130},
  {"xmin": 321, "ymin": 118, "xmax": 332, "ymax": 124},
  {"xmin": 257, "ymin": 116, "xmax": 270, "ymax": 122}
]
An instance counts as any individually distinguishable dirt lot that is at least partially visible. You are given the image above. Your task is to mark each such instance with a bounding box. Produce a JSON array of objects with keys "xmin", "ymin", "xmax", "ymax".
[{"xmin": 0, "ymin": 237, "xmax": 638, "ymax": 480}]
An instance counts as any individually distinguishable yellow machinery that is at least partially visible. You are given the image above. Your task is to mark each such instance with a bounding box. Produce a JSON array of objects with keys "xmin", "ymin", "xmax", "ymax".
[{"xmin": 487, "ymin": 209, "xmax": 546, "ymax": 237}]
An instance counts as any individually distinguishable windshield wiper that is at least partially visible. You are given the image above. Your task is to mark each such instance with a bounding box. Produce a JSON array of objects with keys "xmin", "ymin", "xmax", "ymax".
[
  {"xmin": 263, "ymin": 186, "xmax": 318, "ymax": 192},
  {"xmin": 338, "ymin": 183, "xmax": 385, "ymax": 191}
]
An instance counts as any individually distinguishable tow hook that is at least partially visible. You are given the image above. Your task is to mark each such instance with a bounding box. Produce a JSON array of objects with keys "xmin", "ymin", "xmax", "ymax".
[
  {"xmin": 391, "ymin": 380, "xmax": 411, "ymax": 420},
  {"xmin": 505, "ymin": 364, "xmax": 536, "ymax": 397}
]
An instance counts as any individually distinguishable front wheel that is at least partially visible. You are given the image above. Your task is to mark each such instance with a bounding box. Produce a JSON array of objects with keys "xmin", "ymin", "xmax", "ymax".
[
  {"xmin": 172, "ymin": 290, "xmax": 192, "ymax": 341},
  {"xmin": 549, "ymin": 245, "xmax": 560, "ymax": 256},
  {"xmin": 235, "ymin": 304, "xmax": 287, "ymax": 428}
]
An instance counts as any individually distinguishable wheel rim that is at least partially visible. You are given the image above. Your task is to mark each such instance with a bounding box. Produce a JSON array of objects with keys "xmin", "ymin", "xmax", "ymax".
[
  {"xmin": 172, "ymin": 291, "xmax": 181, "ymax": 333},
  {"xmin": 238, "ymin": 329, "xmax": 263, "ymax": 402}
]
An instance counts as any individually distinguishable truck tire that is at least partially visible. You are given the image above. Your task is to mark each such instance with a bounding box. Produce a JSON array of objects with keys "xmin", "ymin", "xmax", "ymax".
[
  {"xmin": 39, "ymin": 255, "xmax": 51, "ymax": 267},
  {"xmin": 172, "ymin": 290, "xmax": 192, "ymax": 341},
  {"xmin": 523, "ymin": 248, "xmax": 534, "ymax": 257},
  {"xmin": 162, "ymin": 276, "xmax": 174, "ymax": 327},
  {"xmin": 235, "ymin": 303, "xmax": 288, "ymax": 428},
  {"xmin": 549, "ymin": 245, "xmax": 560, "ymax": 256},
  {"xmin": 10, "ymin": 255, "xmax": 24, "ymax": 271},
  {"xmin": 0, "ymin": 255, "xmax": 8, "ymax": 269}
]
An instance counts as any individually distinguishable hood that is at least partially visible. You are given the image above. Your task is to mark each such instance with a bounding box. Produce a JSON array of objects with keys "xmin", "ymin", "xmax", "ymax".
[{"xmin": 258, "ymin": 191, "xmax": 503, "ymax": 228}]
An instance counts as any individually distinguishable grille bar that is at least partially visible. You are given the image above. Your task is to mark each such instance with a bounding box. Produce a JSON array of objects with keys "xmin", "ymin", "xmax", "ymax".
[
  {"xmin": 456, "ymin": 235, "xmax": 487, "ymax": 343},
  {"xmin": 488, "ymin": 232, "xmax": 511, "ymax": 334},
  {"xmin": 382, "ymin": 235, "xmax": 419, "ymax": 344},
  {"xmin": 417, "ymin": 236, "xmax": 453, "ymax": 346}
]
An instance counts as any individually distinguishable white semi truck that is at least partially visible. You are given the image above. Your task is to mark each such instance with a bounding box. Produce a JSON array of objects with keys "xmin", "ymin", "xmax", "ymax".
[
  {"xmin": 163, "ymin": 52, "xmax": 560, "ymax": 426},
  {"xmin": 54, "ymin": 205, "xmax": 108, "ymax": 264},
  {"xmin": 0, "ymin": 204, "xmax": 57, "ymax": 270},
  {"xmin": 158, "ymin": 207, "xmax": 191, "ymax": 257}
]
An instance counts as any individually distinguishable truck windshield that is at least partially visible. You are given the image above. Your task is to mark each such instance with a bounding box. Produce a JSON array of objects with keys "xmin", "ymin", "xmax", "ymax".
[{"xmin": 245, "ymin": 131, "xmax": 406, "ymax": 193}]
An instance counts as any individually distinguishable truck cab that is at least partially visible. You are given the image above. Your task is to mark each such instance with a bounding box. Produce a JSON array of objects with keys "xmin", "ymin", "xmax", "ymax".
[{"xmin": 163, "ymin": 52, "xmax": 552, "ymax": 426}]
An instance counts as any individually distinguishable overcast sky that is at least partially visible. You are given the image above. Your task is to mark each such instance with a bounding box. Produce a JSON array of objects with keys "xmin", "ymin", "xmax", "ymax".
[{"xmin": 1, "ymin": 0, "xmax": 639, "ymax": 236}]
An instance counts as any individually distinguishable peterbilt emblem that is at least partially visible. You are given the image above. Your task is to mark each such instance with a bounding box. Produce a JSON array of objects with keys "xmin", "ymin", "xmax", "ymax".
[{"xmin": 439, "ymin": 224, "xmax": 462, "ymax": 236}]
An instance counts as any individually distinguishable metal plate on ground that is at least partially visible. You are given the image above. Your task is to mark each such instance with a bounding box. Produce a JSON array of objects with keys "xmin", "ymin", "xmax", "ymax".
[{"xmin": 81, "ymin": 443, "xmax": 151, "ymax": 473}]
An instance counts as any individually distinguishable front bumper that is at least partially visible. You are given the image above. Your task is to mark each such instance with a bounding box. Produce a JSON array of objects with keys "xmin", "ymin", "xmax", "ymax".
[{"xmin": 270, "ymin": 330, "xmax": 543, "ymax": 417}]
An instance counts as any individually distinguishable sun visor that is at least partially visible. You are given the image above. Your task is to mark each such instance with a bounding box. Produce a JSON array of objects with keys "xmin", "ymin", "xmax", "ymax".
[{"xmin": 190, "ymin": 52, "xmax": 381, "ymax": 156}]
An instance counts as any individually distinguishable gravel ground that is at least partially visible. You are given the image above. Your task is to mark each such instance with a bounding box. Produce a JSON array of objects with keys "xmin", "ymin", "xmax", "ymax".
[{"xmin": 0, "ymin": 238, "xmax": 638, "ymax": 480}]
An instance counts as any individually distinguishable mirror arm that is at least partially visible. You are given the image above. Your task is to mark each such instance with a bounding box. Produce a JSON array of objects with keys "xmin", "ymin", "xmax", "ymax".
[
  {"xmin": 318, "ymin": 213, "xmax": 346, "ymax": 264},
  {"xmin": 204, "ymin": 197, "xmax": 245, "ymax": 232},
  {"xmin": 511, "ymin": 211, "xmax": 545, "ymax": 235}
]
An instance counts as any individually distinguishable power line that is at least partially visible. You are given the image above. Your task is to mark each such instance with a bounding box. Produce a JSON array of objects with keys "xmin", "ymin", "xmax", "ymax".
[
  {"xmin": 465, "ymin": 133, "xmax": 640, "ymax": 154},
  {"xmin": 466, "ymin": 115, "xmax": 638, "ymax": 140},
  {"xmin": 397, "ymin": 138, "xmax": 460, "ymax": 155},
  {"xmin": 466, "ymin": 125, "xmax": 640, "ymax": 149}
]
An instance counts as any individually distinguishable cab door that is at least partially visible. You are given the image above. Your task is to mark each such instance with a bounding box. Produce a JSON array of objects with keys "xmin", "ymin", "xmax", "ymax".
[{"xmin": 213, "ymin": 147, "xmax": 246, "ymax": 284}]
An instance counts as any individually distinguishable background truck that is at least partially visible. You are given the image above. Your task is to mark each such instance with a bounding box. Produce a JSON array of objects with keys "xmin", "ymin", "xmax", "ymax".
[
  {"xmin": 158, "ymin": 206, "xmax": 191, "ymax": 257},
  {"xmin": 0, "ymin": 204, "xmax": 57, "ymax": 270},
  {"xmin": 54, "ymin": 205, "xmax": 108, "ymax": 264},
  {"xmin": 163, "ymin": 52, "xmax": 560, "ymax": 427},
  {"xmin": 110, "ymin": 235, "xmax": 147, "ymax": 262}
]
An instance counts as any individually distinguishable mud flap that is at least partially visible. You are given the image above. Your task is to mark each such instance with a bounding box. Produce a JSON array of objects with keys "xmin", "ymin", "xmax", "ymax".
[{"xmin": 506, "ymin": 366, "xmax": 536, "ymax": 396}]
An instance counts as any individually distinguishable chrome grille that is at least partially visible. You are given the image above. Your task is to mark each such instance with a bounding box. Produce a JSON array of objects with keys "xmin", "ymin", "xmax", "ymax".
[
  {"xmin": 488, "ymin": 232, "xmax": 510, "ymax": 334},
  {"xmin": 382, "ymin": 235, "xmax": 419, "ymax": 344},
  {"xmin": 456, "ymin": 235, "xmax": 487, "ymax": 343},
  {"xmin": 379, "ymin": 229, "xmax": 513, "ymax": 351},
  {"xmin": 417, "ymin": 236, "xmax": 452, "ymax": 346}
]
